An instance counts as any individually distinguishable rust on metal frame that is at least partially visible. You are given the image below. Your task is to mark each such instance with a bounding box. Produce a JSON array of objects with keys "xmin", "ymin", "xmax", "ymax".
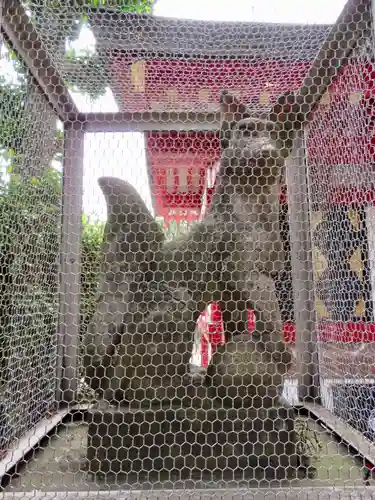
[{"xmin": 1, "ymin": 0, "xmax": 78, "ymax": 122}]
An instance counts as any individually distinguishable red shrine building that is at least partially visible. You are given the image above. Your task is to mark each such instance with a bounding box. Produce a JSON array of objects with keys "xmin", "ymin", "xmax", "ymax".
[{"xmin": 90, "ymin": 12, "xmax": 375, "ymax": 369}]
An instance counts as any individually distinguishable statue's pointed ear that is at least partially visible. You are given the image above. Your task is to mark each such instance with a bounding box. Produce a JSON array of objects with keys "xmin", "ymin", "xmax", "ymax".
[
  {"xmin": 268, "ymin": 91, "xmax": 307, "ymax": 130},
  {"xmin": 220, "ymin": 90, "xmax": 248, "ymax": 116},
  {"xmin": 219, "ymin": 90, "xmax": 249, "ymax": 150},
  {"xmin": 268, "ymin": 91, "xmax": 308, "ymax": 158}
]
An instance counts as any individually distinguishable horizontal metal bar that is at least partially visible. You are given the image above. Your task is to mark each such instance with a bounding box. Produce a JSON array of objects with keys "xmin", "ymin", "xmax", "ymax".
[
  {"xmin": 0, "ymin": 408, "xmax": 70, "ymax": 481},
  {"xmin": 80, "ymin": 111, "xmax": 220, "ymax": 133},
  {"xmin": 323, "ymin": 377, "xmax": 375, "ymax": 385},
  {"xmin": 2, "ymin": 0, "xmax": 78, "ymax": 122},
  {"xmin": 304, "ymin": 402, "xmax": 375, "ymax": 466},
  {"xmin": 5, "ymin": 487, "xmax": 375, "ymax": 500}
]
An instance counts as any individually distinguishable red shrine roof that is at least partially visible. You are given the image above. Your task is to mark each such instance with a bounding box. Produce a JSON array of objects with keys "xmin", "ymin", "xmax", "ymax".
[{"xmin": 89, "ymin": 12, "xmax": 332, "ymax": 114}]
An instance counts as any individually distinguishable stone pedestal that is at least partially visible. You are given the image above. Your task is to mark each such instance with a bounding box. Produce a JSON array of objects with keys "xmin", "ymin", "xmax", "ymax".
[{"xmin": 87, "ymin": 405, "xmax": 300, "ymax": 482}]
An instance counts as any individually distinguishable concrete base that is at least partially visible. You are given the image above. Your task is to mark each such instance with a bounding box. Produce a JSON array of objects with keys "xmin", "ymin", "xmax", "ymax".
[{"xmin": 87, "ymin": 405, "xmax": 302, "ymax": 482}]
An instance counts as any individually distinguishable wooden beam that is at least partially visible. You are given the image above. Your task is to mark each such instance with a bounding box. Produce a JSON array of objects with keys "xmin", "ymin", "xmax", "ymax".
[
  {"xmin": 286, "ymin": 132, "xmax": 319, "ymax": 403},
  {"xmin": 4, "ymin": 488, "xmax": 375, "ymax": 500},
  {"xmin": 58, "ymin": 122, "xmax": 84, "ymax": 404},
  {"xmin": 1, "ymin": 0, "xmax": 78, "ymax": 122},
  {"xmin": 305, "ymin": 402, "xmax": 375, "ymax": 466},
  {"xmin": 297, "ymin": 0, "xmax": 371, "ymax": 120},
  {"xmin": 81, "ymin": 111, "xmax": 221, "ymax": 133}
]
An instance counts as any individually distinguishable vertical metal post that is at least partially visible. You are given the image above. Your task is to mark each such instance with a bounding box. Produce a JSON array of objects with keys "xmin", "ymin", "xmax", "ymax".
[
  {"xmin": 0, "ymin": 0, "xmax": 4, "ymax": 49},
  {"xmin": 57, "ymin": 121, "xmax": 84, "ymax": 405},
  {"xmin": 286, "ymin": 130, "xmax": 319, "ymax": 403}
]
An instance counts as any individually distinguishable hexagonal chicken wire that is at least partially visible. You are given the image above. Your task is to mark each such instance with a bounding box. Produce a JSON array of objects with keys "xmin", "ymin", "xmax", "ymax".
[{"xmin": 1, "ymin": 0, "xmax": 375, "ymax": 497}]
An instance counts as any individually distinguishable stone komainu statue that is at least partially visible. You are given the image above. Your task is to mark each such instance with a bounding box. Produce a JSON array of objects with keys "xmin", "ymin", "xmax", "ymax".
[{"xmin": 83, "ymin": 89, "xmax": 306, "ymax": 409}]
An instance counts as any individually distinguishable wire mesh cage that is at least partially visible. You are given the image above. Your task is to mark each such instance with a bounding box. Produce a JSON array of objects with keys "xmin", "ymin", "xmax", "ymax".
[
  {"xmin": 306, "ymin": 25, "xmax": 375, "ymax": 422},
  {"xmin": 0, "ymin": 38, "xmax": 62, "ymax": 455},
  {"xmin": 1, "ymin": 0, "xmax": 375, "ymax": 497}
]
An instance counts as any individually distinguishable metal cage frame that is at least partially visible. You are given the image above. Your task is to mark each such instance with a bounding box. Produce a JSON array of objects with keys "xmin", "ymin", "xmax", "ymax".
[{"xmin": 2, "ymin": 0, "xmax": 375, "ymax": 495}]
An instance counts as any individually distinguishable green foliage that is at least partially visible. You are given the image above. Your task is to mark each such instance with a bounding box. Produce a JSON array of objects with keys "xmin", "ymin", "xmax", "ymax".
[
  {"xmin": 0, "ymin": 0, "xmax": 177, "ymax": 393},
  {"xmin": 0, "ymin": 167, "xmax": 62, "ymax": 295},
  {"xmin": 0, "ymin": 167, "xmax": 62, "ymax": 386},
  {"xmin": 63, "ymin": 52, "xmax": 109, "ymax": 102},
  {"xmin": 83, "ymin": 0, "xmax": 155, "ymax": 14},
  {"xmin": 0, "ymin": 36, "xmax": 107, "ymax": 390},
  {"xmin": 28, "ymin": 0, "xmax": 154, "ymax": 23},
  {"xmin": 80, "ymin": 216, "xmax": 104, "ymax": 341},
  {"xmin": 0, "ymin": 163, "xmax": 105, "ymax": 391},
  {"xmin": 155, "ymin": 217, "xmax": 193, "ymax": 241},
  {"xmin": 0, "ymin": 48, "xmax": 30, "ymax": 157},
  {"xmin": 25, "ymin": 0, "xmax": 156, "ymax": 100},
  {"xmin": 102, "ymin": 0, "xmax": 155, "ymax": 13}
]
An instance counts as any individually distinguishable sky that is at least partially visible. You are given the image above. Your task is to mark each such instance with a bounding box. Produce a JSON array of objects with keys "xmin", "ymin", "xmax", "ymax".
[
  {"xmin": 1, "ymin": 0, "xmax": 348, "ymax": 221},
  {"xmin": 153, "ymin": 0, "xmax": 346, "ymax": 24}
]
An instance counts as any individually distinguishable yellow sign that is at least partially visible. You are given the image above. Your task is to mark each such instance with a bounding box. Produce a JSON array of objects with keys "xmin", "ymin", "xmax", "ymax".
[
  {"xmin": 131, "ymin": 60, "xmax": 146, "ymax": 93},
  {"xmin": 349, "ymin": 91, "xmax": 362, "ymax": 105},
  {"xmin": 311, "ymin": 209, "xmax": 366, "ymax": 320},
  {"xmin": 259, "ymin": 92, "xmax": 270, "ymax": 105},
  {"xmin": 166, "ymin": 88, "xmax": 178, "ymax": 105},
  {"xmin": 198, "ymin": 88, "xmax": 210, "ymax": 103},
  {"xmin": 320, "ymin": 91, "xmax": 330, "ymax": 105}
]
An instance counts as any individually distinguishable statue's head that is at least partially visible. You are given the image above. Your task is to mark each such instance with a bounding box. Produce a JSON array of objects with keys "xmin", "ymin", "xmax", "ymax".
[{"xmin": 219, "ymin": 90, "xmax": 306, "ymax": 187}]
